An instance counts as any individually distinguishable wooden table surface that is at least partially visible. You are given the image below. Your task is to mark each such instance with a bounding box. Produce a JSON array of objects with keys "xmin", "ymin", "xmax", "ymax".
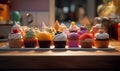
[{"xmin": 0, "ymin": 40, "xmax": 120, "ymax": 69}]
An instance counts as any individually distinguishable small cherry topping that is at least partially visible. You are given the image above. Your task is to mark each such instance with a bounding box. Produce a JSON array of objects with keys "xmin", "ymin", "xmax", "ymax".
[{"xmin": 13, "ymin": 29, "xmax": 19, "ymax": 33}]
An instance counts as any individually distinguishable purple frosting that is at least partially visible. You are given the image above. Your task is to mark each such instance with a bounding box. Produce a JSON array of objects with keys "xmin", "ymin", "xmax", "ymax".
[
  {"xmin": 67, "ymin": 33, "xmax": 79, "ymax": 40},
  {"xmin": 78, "ymin": 26, "xmax": 88, "ymax": 36}
]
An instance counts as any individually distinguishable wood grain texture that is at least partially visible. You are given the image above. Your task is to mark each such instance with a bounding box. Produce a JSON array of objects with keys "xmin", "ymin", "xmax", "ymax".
[{"xmin": 0, "ymin": 56, "xmax": 120, "ymax": 69}]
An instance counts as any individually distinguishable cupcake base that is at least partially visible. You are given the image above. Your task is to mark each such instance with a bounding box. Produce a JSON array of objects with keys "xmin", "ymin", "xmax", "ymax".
[
  {"xmin": 24, "ymin": 38, "xmax": 37, "ymax": 48},
  {"xmin": 80, "ymin": 40, "xmax": 93, "ymax": 48},
  {"xmin": 54, "ymin": 41, "xmax": 66, "ymax": 48},
  {"xmin": 38, "ymin": 41, "xmax": 51, "ymax": 48},
  {"xmin": 94, "ymin": 39, "xmax": 109, "ymax": 48},
  {"xmin": 68, "ymin": 40, "xmax": 79, "ymax": 48},
  {"xmin": 9, "ymin": 39, "xmax": 23, "ymax": 48}
]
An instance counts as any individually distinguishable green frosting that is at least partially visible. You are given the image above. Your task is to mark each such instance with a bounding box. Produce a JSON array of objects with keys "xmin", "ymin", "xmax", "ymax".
[{"xmin": 25, "ymin": 29, "xmax": 36, "ymax": 38}]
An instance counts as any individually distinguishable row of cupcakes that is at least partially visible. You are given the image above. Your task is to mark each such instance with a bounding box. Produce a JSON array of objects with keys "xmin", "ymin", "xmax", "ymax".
[{"xmin": 8, "ymin": 23, "xmax": 109, "ymax": 48}]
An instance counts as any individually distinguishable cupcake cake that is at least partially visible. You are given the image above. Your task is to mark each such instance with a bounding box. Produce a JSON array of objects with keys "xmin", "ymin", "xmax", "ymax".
[
  {"xmin": 78, "ymin": 25, "xmax": 88, "ymax": 37},
  {"xmin": 79, "ymin": 33, "xmax": 93, "ymax": 48},
  {"xmin": 24, "ymin": 29, "xmax": 38, "ymax": 48},
  {"xmin": 53, "ymin": 31, "xmax": 67, "ymax": 48},
  {"xmin": 67, "ymin": 32, "xmax": 79, "ymax": 47},
  {"xmin": 8, "ymin": 24, "xmax": 23, "ymax": 48},
  {"xmin": 69, "ymin": 21, "xmax": 79, "ymax": 33},
  {"xmin": 38, "ymin": 32, "xmax": 52, "ymax": 48},
  {"xmin": 94, "ymin": 29, "xmax": 109, "ymax": 48}
]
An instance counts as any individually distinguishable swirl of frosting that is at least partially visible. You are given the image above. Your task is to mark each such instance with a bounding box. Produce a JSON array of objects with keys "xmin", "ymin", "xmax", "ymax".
[
  {"xmin": 8, "ymin": 33, "xmax": 22, "ymax": 40},
  {"xmin": 25, "ymin": 29, "xmax": 36, "ymax": 38},
  {"xmin": 95, "ymin": 30, "xmax": 109, "ymax": 39},
  {"xmin": 68, "ymin": 33, "xmax": 79, "ymax": 40},
  {"xmin": 54, "ymin": 32, "xmax": 67, "ymax": 41},
  {"xmin": 11, "ymin": 24, "xmax": 22, "ymax": 33}
]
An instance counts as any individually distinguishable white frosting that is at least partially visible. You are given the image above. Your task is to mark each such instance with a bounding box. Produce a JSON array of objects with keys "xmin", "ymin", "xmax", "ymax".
[
  {"xmin": 95, "ymin": 33, "xmax": 109, "ymax": 39},
  {"xmin": 8, "ymin": 33, "xmax": 22, "ymax": 40},
  {"xmin": 54, "ymin": 33, "xmax": 67, "ymax": 41},
  {"xmin": 11, "ymin": 24, "xmax": 22, "ymax": 33}
]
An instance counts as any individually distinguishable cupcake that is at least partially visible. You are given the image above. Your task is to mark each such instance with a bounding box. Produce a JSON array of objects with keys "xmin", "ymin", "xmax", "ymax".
[
  {"xmin": 38, "ymin": 32, "xmax": 52, "ymax": 48},
  {"xmin": 67, "ymin": 32, "xmax": 79, "ymax": 47},
  {"xmin": 53, "ymin": 31, "xmax": 67, "ymax": 48},
  {"xmin": 8, "ymin": 24, "xmax": 23, "ymax": 48},
  {"xmin": 79, "ymin": 33, "xmax": 93, "ymax": 48},
  {"xmin": 94, "ymin": 29, "xmax": 109, "ymax": 48},
  {"xmin": 78, "ymin": 25, "xmax": 88, "ymax": 36},
  {"xmin": 24, "ymin": 29, "xmax": 38, "ymax": 48},
  {"xmin": 69, "ymin": 21, "xmax": 79, "ymax": 33}
]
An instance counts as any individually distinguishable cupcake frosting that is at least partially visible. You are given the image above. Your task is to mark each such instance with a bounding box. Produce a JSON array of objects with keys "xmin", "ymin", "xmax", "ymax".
[
  {"xmin": 38, "ymin": 32, "xmax": 52, "ymax": 41},
  {"xmin": 95, "ymin": 30, "xmax": 109, "ymax": 39},
  {"xmin": 11, "ymin": 23, "xmax": 22, "ymax": 33},
  {"xmin": 68, "ymin": 33, "xmax": 79, "ymax": 40},
  {"xmin": 25, "ymin": 29, "xmax": 36, "ymax": 38},
  {"xmin": 8, "ymin": 24, "xmax": 22, "ymax": 40},
  {"xmin": 78, "ymin": 26, "xmax": 88, "ymax": 35},
  {"xmin": 8, "ymin": 33, "xmax": 22, "ymax": 40},
  {"xmin": 79, "ymin": 33, "xmax": 93, "ymax": 40},
  {"xmin": 54, "ymin": 32, "xmax": 67, "ymax": 41}
]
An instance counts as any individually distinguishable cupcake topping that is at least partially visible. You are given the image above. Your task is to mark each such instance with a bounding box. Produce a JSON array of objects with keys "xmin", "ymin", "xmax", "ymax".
[
  {"xmin": 80, "ymin": 25, "xmax": 88, "ymax": 31},
  {"xmin": 79, "ymin": 33, "xmax": 93, "ymax": 40},
  {"xmin": 11, "ymin": 23, "xmax": 22, "ymax": 34},
  {"xmin": 25, "ymin": 29, "xmax": 36, "ymax": 38},
  {"xmin": 54, "ymin": 31, "xmax": 67, "ymax": 41},
  {"xmin": 67, "ymin": 32, "xmax": 79, "ymax": 40},
  {"xmin": 69, "ymin": 22, "xmax": 78, "ymax": 31},
  {"xmin": 78, "ymin": 26, "xmax": 88, "ymax": 35},
  {"xmin": 38, "ymin": 32, "xmax": 52, "ymax": 41},
  {"xmin": 8, "ymin": 33, "xmax": 22, "ymax": 40},
  {"xmin": 95, "ymin": 30, "xmax": 109, "ymax": 39},
  {"xmin": 8, "ymin": 24, "xmax": 22, "ymax": 40}
]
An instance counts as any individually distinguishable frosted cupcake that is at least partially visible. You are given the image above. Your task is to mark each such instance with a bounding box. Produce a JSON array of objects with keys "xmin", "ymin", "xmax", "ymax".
[
  {"xmin": 94, "ymin": 29, "xmax": 109, "ymax": 48},
  {"xmin": 54, "ymin": 31, "xmax": 67, "ymax": 48},
  {"xmin": 8, "ymin": 24, "xmax": 23, "ymax": 48},
  {"xmin": 67, "ymin": 32, "xmax": 79, "ymax": 47},
  {"xmin": 38, "ymin": 32, "xmax": 52, "ymax": 48},
  {"xmin": 24, "ymin": 29, "xmax": 38, "ymax": 48},
  {"xmin": 79, "ymin": 33, "xmax": 93, "ymax": 48}
]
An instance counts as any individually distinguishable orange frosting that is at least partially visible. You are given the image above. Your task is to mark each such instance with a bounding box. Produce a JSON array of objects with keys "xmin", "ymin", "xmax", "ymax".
[{"xmin": 38, "ymin": 32, "xmax": 52, "ymax": 41}]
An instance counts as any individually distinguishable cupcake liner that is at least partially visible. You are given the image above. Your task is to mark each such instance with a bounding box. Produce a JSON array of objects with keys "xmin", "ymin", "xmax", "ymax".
[
  {"xmin": 24, "ymin": 39, "xmax": 37, "ymax": 48},
  {"xmin": 9, "ymin": 39, "xmax": 23, "ymax": 48},
  {"xmin": 38, "ymin": 41, "xmax": 51, "ymax": 48},
  {"xmin": 54, "ymin": 41, "xmax": 66, "ymax": 48},
  {"xmin": 94, "ymin": 40, "xmax": 109, "ymax": 48},
  {"xmin": 80, "ymin": 40, "xmax": 93, "ymax": 48},
  {"xmin": 68, "ymin": 40, "xmax": 79, "ymax": 47}
]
